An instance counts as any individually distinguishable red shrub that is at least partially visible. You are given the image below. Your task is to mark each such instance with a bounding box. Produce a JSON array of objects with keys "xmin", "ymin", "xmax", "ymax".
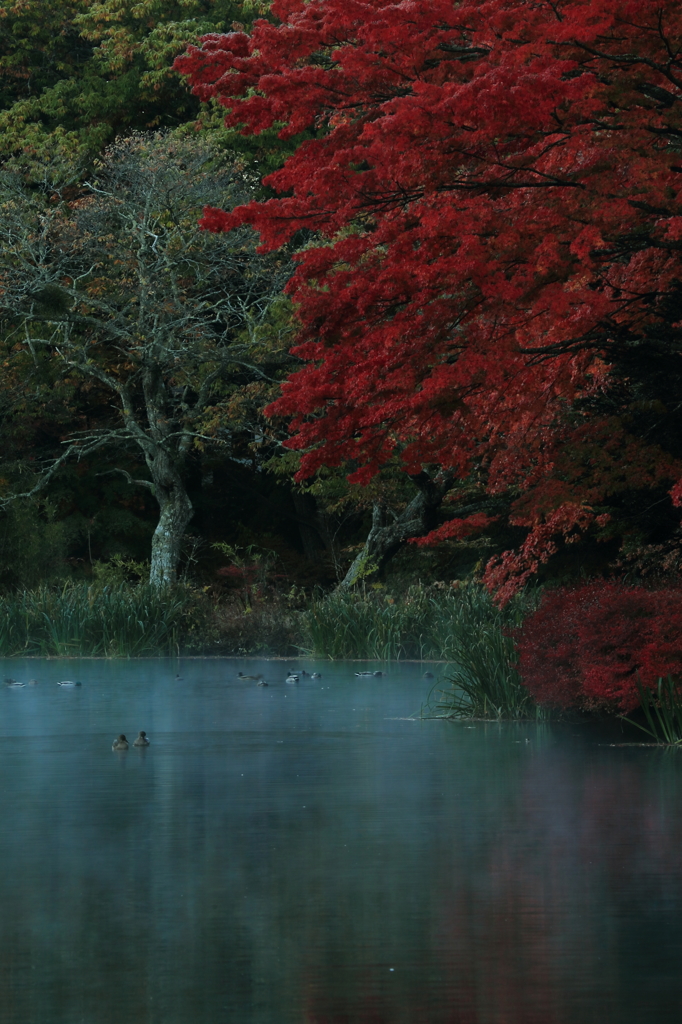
[{"xmin": 515, "ymin": 582, "xmax": 682, "ymax": 712}]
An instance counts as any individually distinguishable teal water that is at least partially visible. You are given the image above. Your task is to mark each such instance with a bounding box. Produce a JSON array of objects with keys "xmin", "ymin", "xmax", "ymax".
[{"xmin": 0, "ymin": 658, "xmax": 681, "ymax": 1023}]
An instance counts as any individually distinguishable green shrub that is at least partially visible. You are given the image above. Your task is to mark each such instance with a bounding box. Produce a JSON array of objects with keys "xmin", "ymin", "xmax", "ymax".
[
  {"xmin": 0, "ymin": 580, "xmax": 307, "ymax": 657},
  {"xmin": 0, "ymin": 577, "xmax": 538, "ymax": 672},
  {"xmin": 302, "ymin": 586, "xmax": 431, "ymax": 660},
  {"xmin": 91, "ymin": 555, "xmax": 149, "ymax": 586},
  {"xmin": 427, "ymin": 630, "xmax": 541, "ymax": 720}
]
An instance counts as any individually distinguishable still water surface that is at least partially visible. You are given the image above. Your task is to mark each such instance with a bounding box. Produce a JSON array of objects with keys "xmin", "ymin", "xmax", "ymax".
[{"xmin": 0, "ymin": 658, "xmax": 681, "ymax": 1023}]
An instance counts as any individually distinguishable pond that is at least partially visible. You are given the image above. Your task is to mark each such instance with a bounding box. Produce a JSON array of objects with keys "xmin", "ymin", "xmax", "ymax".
[{"xmin": 1, "ymin": 657, "xmax": 682, "ymax": 1023}]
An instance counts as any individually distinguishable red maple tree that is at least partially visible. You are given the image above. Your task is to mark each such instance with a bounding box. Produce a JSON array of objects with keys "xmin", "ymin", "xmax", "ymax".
[{"xmin": 177, "ymin": 0, "xmax": 682, "ymax": 597}]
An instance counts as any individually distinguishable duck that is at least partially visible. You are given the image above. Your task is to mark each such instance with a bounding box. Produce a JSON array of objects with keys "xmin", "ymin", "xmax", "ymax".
[
  {"xmin": 133, "ymin": 731, "xmax": 150, "ymax": 747},
  {"xmin": 311, "ymin": 672, "xmax": 322, "ymax": 679},
  {"xmin": 285, "ymin": 673, "xmax": 299, "ymax": 684},
  {"xmin": 57, "ymin": 680, "xmax": 81, "ymax": 688},
  {"xmin": 27, "ymin": 679, "xmax": 39, "ymax": 686},
  {"xmin": 423, "ymin": 671, "xmax": 435, "ymax": 680},
  {"xmin": 112, "ymin": 734, "xmax": 129, "ymax": 751},
  {"xmin": 257, "ymin": 679, "xmax": 269, "ymax": 687},
  {"xmin": 237, "ymin": 671, "xmax": 263, "ymax": 681},
  {"xmin": 355, "ymin": 670, "xmax": 383, "ymax": 677},
  {"xmin": 5, "ymin": 677, "xmax": 24, "ymax": 688}
]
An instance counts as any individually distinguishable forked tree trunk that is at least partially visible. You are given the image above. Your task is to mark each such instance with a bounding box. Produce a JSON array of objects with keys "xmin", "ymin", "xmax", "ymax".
[
  {"xmin": 148, "ymin": 465, "xmax": 194, "ymax": 588},
  {"xmin": 338, "ymin": 471, "xmax": 454, "ymax": 589}
]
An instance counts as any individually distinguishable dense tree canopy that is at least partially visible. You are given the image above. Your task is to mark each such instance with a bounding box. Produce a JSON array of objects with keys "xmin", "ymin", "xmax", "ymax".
[
  {"xmin": 0, "ymin": 0, "xmax": 274, "ymax": 176},
  {"xmin": 178, "ymin": 0, "xmax": 682, "ymax": 597}
]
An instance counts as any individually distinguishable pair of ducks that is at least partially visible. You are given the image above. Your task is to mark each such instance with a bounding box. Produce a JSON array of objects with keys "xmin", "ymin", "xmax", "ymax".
[
  {"xmin": 6, "ymin": 678, "xmax": 89, "ymax": 688},
  {"xmin": 112, "ymin": 732, "xmax": 149, "ymax": 751}
]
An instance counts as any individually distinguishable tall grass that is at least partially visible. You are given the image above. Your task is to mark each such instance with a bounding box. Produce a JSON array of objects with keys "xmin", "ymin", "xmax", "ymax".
[
  {"xmin": 303, "ymin": 582, "xmax": 534, "ymax": 658},
  {"xmin": 427, "ymin": 628, "xmax": 541, "ymax": 720},
  {"xmin": 303, "ymin": 582, "xmax": 540, "ymax": 719},
  {"xmin": 621, "ymin": 676, "xmax": 682, "ymax": 744},
  {"xmin": 0, "ymin": 582, "xmax": 206, "ymax": 656},
  {"xmin": 303, "ymin": 586, "xmax": 431, "ymax": 660},
  {"xmin": 426, "ymin": 586, "xmax": 543, "ymax": 720},
  {"xmin": 0, "ymin": 578, "xmax": 538, "ymax": 674}
]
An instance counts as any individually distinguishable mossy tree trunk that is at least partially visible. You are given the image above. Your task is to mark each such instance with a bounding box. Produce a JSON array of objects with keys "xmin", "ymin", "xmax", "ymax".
[{"xmin": 338, "ymin": 471, "xmax": 455, "ymax": 589}]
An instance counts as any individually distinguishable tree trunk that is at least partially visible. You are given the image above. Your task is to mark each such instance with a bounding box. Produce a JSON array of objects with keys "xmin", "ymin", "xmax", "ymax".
[
  {"xmin": 148, "ymin": 463, "xmax": 194, "ymax": 587},
  {"xmin": 338, "ymin": 471, "xmax": 454, "ymax": 589}
]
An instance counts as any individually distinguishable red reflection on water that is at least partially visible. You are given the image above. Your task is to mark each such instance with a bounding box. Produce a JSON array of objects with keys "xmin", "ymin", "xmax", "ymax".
[{"xmin": 299, "ymin": 745, "xmax": 682, "ymax": 1024}]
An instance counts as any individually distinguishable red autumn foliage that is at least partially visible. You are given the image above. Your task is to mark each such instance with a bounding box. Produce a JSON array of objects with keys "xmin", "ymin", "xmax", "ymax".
[
  {"xmin": 176, "ymin": 0, "xmax": 682, "ymax": 597},
  {"xmin": 515, "ymin": 582, "xmax": 682, "ymax": 712}
]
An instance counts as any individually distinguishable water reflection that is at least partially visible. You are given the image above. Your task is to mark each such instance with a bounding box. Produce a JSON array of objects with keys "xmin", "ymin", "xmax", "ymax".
[{"xmin": 0, "ymin": 660, "xmax": 681, "ymax": 1022}]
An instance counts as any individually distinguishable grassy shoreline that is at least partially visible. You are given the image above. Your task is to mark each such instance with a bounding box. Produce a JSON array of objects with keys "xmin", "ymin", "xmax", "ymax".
[
  {"xmin": 5, "ymin": 580, "xmax": 678, "ymax": 739},
  {"xmin": 0, "ymin": 579, "xmax": 534, "ymax": 658},
  {"xmin": 0, "ymin": 580, "xmax": 542, "ymax": 720}
]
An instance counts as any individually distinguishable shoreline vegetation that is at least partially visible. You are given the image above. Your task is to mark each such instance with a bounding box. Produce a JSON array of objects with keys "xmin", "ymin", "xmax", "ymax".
[
  {"xmin": 0, "ymin": 578, "xmax": 533, "ymax": 660},
  {"xmin": 2, "ymin": 577, "xmax": 682, "ymax": 746},
  {"xmin": 0, "ymin": 578, "xmax": 548, "ymax": 723}
]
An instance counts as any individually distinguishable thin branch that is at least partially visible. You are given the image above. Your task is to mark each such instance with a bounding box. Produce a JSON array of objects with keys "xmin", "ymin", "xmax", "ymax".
[
  {"xmin": 95, "ymin": 468, "xmax": 155, "ymax": 492},
  {"xmin": 0, "ymin": 436, "xmax": 112, "ymax": 507}
]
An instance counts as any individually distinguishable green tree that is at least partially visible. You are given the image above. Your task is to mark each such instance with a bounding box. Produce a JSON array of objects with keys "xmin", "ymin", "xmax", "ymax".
[{"xmin": 0, "ymin": 133, "xmax": 293, "ymax": 585}]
